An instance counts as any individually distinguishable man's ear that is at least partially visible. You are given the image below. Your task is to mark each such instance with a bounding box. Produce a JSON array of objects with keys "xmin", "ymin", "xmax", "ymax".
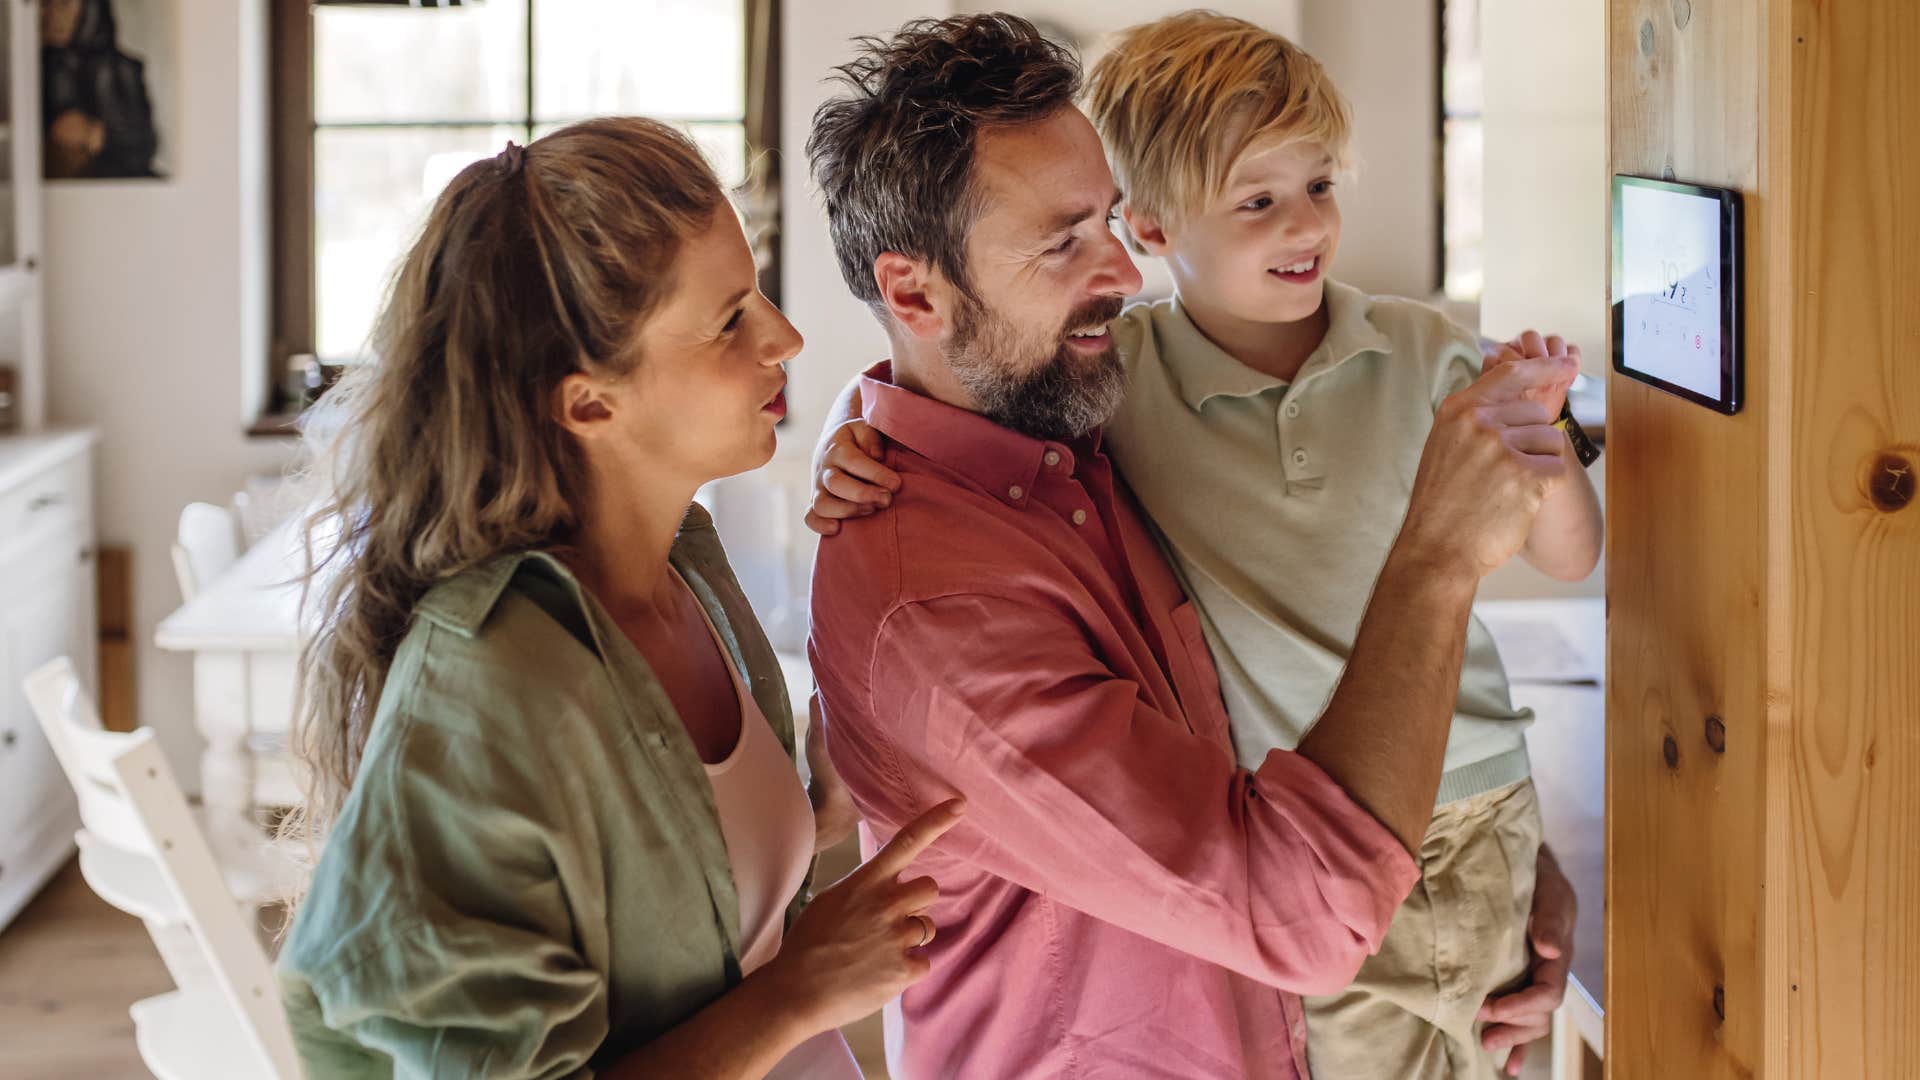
[
  {"xmin": 554, "ymin": 370, "xmax": 616, "ymax": 440},
  {"xmin": 1120, "ymin": 203, "xmax": 1173, "ymax": 258},
  {"xmin": 873, "ymin": 252, "xmax": 949, "ymax": 340}
]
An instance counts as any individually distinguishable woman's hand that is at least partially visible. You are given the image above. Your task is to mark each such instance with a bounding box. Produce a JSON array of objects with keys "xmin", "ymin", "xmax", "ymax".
[{"xmin": 761, "ymin": 799, "xmax": 964, "ymax": 1032}]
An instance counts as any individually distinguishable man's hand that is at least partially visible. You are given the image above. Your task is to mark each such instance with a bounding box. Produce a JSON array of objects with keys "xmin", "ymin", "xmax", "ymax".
[
  {"xmin": 806, "ymin": 382, "xmax": 899, "ymax": 537},
  {"xmin": 1479, "ymin": 845, "xmax": 1578, "ymax": 1075},
  {"xmin": 806, "ymin": 693, "xmax": 860, "ymax": 854},
  {"xmin": 1398, "ymin": 353, "xmax": 1580, "ymax": 581},
  {"xmin": 1482, "ymin": 329, "xmax": 1581, "ymax": 418}
]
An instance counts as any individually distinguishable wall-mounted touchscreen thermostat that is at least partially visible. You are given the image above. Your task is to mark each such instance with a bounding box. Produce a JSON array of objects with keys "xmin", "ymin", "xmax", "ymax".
[{"xmin": 1611, "ymin": 175, "xmax": 1744, "ymax": 415}]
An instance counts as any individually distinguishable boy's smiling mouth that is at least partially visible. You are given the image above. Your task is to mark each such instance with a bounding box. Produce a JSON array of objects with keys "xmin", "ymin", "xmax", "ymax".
[{"xmin": 1269, "ymin": 255, "xmax": 1322, "ymax": 284}]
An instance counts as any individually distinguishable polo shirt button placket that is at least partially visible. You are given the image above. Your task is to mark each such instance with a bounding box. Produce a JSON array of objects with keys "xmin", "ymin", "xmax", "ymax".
[
  {"xmin": 1008, "ymin": 484, "xmax": 1025, "ymax": 501},
  {"xmin": 1284, "ymin": 400, "xmax": 1301, "ymax": 419},
  {"xmin": 1292, "ymin": 448, "xmax": 1309, "ymax": 469},
  {"xmin": 1071, "ymin": 509, "xmax": 1088, "ymax": 526},
  {"xmin": 1043, "ymin": 450, "xmax": 1061, "ymax": 468}
]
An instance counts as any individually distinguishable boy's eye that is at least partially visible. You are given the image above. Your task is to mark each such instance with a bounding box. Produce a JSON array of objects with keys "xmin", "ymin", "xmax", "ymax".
[
  {"xmin": 1240, "ymin": 195, "xmax": 1273, "ymax": 213},
  {"xmin": 1309, "ymin": 179, "xmax": 1336, "ymax": 196}
]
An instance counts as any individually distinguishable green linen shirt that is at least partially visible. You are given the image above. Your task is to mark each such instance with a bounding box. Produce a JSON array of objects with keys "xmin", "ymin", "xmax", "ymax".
[
  {"xmin": 276, "ymin": 504, "xmax": 808, "ymax": 1078},
  {"xmin": 1106, "ymin": 280, "xmax": 1532, "ymax": 804}
]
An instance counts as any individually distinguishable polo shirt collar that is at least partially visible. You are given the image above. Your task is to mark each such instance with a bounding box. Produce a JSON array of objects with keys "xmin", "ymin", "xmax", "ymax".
[
  {"xmin": 1159, "ymin": 279, "xmax": 1397, "ymax": 412},
  {"xmin": 859, "ymin": 361, "xmax": 1090, "ymax": 504}
]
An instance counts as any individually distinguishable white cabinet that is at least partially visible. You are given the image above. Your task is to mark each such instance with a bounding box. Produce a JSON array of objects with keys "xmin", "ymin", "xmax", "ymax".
[{"xmin": 0, "ymin": 433, "xmax": 96, "ymax": 931}]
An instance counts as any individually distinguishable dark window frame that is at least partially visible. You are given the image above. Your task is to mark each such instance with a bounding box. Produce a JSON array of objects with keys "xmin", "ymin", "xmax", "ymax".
[{"xmin": 261, "ymin": 0, "xmax": 778, "ymax": 430}]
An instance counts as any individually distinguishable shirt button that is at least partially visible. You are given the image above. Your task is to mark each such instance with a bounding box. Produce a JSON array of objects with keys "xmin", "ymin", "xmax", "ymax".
[
  {"xmin": 1292, "ymin": 448, "xmax": 1309, "ymax": 467},
  {"xmin": 1043, "ymin": 450, "xmax": 1061, "ymax": 468},
  {"xmin": 1284, "ymin": 401, "xmax": 1301, "ymax": 419},
  {"xmin": 1008, "ymin": 484, "xmax": 1025, "ymax": 501},
  {"xmin": 1072, "ymin": 509, "xmax": 1088, "ymax": 526}
]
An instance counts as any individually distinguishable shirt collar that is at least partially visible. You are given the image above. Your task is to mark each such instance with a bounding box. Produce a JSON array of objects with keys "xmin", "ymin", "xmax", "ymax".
[
  {"xmin": 1158, "ymin": 279, "xmax": 1397, "ymax": 412},
  {"xmin": 859, "ymin": 361, "xmax": 1091, "ymax": 505}
]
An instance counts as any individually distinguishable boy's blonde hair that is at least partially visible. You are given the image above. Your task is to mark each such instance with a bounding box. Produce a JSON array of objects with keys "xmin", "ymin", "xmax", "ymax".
[{"xmin": 1084, "ymin": 11, "xmax": 1353, "ymax": 243}]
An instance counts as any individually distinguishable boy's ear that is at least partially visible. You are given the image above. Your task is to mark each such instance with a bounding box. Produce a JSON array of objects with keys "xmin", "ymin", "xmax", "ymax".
[
  {"xmin": 1121, "ymin": 203, "xmax": 1173, "ymax": 258},
  {"xmin": 873, "ymin": 252, "xmax": 949, "ymax": 340},
  {"xmin": 554, "ymin": 371, "xmax": 616, "ymax": 440}
]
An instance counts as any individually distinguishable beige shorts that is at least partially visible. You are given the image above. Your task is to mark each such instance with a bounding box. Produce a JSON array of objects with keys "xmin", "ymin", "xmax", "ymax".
[{"xmin": 1303, "ymin": 778, "xmax": 1543, "ymax": 1079}]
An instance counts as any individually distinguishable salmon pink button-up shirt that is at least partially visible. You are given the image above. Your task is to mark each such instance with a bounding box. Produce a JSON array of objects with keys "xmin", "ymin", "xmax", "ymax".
[{"xmin": 808, "ymin": 363, "xmax": 1420, "ymax": 1079}]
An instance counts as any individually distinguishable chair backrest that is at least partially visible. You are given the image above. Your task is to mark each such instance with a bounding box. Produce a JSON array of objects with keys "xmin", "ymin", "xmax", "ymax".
[
  {"xmin": 23, "ymin": 658, "xmax": 301, "ymax": 1078},
  {"xmin": 172, "ymin": 501, "xmax": 243, "ymax": 601}
]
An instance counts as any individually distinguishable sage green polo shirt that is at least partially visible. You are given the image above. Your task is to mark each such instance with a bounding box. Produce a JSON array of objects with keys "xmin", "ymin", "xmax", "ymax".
[
  {"xmin": 1107, "ymin": 280, "xmax": 1531, "ymax": 803},
  {"xmin": 276, "ymin": 505, "xmax": 808, "ymax": 1078}
]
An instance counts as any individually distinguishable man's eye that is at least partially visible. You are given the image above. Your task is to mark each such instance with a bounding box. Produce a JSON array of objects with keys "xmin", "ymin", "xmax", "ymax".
[
  {"xmin": 1049, "ymin": 235, "xmax": 1077, "ymax": 255},
  {"xmin": 722, "ymin": 309, "xmax": 744, "ymax": 333}
]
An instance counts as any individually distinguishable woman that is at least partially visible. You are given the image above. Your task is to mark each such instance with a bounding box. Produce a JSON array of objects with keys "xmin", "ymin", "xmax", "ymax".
[{"xmin": 277, "ymin": 118, "xmax": 958, "ymax": 1078}]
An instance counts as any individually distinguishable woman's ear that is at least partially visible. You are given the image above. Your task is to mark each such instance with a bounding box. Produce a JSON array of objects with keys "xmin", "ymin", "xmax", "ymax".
[
  {"xmin": 1121, "ymin": 203, "xmax": 1174, "ymax": 258},
  {"xmin": 554, "ymin": 371, "xmax": 616, "ymax": 439}
]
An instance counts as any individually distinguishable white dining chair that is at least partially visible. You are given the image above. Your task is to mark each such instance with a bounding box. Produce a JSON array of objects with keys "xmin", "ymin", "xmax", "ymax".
[
  {"xmin": 171, "ymin": 501, "xmax": 244, "ymax": 602},
  {"xmin": 24, "ymin": 657, "xmax": 302, "ymax": 1080}
]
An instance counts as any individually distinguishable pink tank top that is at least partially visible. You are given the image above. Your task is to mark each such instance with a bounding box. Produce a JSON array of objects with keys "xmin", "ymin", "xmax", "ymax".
[{"xmin": 678, "ymin": 570, "xmax": 863, "ymax": 1079}]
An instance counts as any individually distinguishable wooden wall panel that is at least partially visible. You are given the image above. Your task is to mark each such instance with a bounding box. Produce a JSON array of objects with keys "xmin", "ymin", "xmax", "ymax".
[
  {"xmin": 1607, "ymin": 0, "xmax": 1920, "ymax": 1075},
  {"xmin": 1606, "ymin": 0, "xmax": 1776, "ymax": 1075},
  {"xmin": 1782, "ymin": 0, "xmax": 1920, "ymax": 1073}
]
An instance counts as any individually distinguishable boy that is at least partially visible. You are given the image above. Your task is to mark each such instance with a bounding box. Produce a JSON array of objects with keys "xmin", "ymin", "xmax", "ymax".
[{"xmin": 809, "ymin": 12, "xmax": 1601, "ymax": 1077}]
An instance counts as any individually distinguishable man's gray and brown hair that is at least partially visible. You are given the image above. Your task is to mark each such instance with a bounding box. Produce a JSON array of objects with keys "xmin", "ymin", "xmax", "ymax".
[{"xmin": 805, "ymin": 14, "xmax": 1081, "ymax": 312}]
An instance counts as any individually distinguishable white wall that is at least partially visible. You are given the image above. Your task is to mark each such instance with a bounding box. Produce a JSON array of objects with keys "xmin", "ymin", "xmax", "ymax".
[
  {"xmin": 1470, "ymin": 0, "xmax": 1608, "ymax": 602},
  {"xmin": 44, "ymin": 0, "xmax": 294, "ymax": 787},
  {"xmin": 1296, "ymin": 0, "xmax": 1440, "ymax": 300},
  {"xmin": 1478, "ymin": 0, "xmax": 1607, "ymax": 372}
]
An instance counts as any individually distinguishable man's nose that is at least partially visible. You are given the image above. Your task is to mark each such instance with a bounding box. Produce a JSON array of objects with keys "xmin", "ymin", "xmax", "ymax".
[{"xmin": 1093, "ymin": 227, "xmax": 1144, "ymax": 297}]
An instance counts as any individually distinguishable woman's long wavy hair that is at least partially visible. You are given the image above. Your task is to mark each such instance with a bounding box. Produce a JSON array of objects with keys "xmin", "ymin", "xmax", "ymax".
[{"xmin": 282, "ymin": 118, "xmax": 725, "ymax": 859}]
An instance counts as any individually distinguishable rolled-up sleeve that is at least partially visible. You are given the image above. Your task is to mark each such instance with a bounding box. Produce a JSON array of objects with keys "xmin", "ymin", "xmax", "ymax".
[
  {"xmin": 862, "ymin": 592, "xmax": 1420, "ymax": 996},
  {"xmin": 279, "ymin": 717, "xmax": 606, "ymax": 1080}
]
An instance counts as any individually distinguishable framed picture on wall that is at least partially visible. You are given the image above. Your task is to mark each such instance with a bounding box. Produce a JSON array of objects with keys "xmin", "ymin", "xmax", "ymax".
[{"xmin": 41, "ymin": 0, "xmax": 174, "ymax": 180}]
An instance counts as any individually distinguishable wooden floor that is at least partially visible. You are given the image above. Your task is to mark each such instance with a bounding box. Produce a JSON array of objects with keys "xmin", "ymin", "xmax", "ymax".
[{"xmin": 0, "ymin": 859, "xmax": 173, "ymax": 1079}]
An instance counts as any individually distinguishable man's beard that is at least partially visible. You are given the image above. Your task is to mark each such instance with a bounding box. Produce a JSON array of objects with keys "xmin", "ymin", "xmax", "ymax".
[{"xmin": 947, "ymin": 292, "xmax": 1128, "ymax": 443}]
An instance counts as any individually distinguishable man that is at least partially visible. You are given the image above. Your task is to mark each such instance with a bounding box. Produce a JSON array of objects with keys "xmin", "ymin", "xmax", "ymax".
[{"xmin": 805, "ymin": 15, "xmax": 1577, "ymax": 1078}]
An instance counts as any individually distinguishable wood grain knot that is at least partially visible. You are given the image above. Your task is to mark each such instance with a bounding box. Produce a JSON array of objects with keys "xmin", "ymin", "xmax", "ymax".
[
  {"xmin": 1662, "ymin": 734, "xmax": 1680, "ymax": 768},
  {"xmin": 1704, "ymin": 715, "xmax": 1726, "ymax": 754},
  {"xmin": 1713, "ymin": 984, "xmax": 1725, "ymax": 1021},
  {"xmin": 1868, "ymin": 453, "xmax": 1914, "ymax": 511},
  {"xmin": 1671, "ymin": 0, "xmax": 1693, "ymax": 30},
  {"xmin": 1639, "ymin": 19, "xmax": 1656, "ymax": 56}
]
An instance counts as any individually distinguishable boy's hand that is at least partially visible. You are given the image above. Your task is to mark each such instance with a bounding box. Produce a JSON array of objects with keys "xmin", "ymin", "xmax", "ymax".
[
  {"xmin": 1482, "ymin": 329, "xmax": 1581, "ymax": 418},
  {"xmin": 1399, "ymin": 353, "xmax": 1579, "ymax": 580},
  {"xmin": 807, "ymin": 417, "xmax": 900, "ymax": 537}
]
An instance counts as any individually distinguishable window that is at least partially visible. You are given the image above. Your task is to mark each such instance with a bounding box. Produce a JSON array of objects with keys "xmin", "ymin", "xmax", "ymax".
[
  {"xmin": 1439, "ymin": 0, "xmax": 1482, "ymax": 302},
  {"xmin": 267, "ymin": 0, "xmax": 777, "ymax": 415}
]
